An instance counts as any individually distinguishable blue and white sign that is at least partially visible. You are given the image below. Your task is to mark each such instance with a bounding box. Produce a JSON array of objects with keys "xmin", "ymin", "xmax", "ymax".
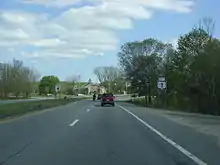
[
  {"xmin": 157, "ymin": 77, "xmax": 166, "ymax": 89},
  {"xmin": 55, "ymin": 84, "xmax": 61, "ymax": 92}
]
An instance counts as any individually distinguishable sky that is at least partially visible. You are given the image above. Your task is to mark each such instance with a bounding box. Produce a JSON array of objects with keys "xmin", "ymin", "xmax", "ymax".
[{"xmin": 0, "ymin": 0, "xmax": 219, "ymax": 82}]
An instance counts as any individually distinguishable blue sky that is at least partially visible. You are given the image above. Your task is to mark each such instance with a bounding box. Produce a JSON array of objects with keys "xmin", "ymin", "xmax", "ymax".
[{"xmin": 0, "ymin": 0, "xmax": 219, "ymax": 82}]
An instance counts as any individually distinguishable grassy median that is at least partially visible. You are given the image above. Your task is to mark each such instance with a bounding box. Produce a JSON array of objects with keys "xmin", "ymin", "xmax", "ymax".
[{"xmin": 0, "ymin": 98, "xmax": 79, "ymax": 120}]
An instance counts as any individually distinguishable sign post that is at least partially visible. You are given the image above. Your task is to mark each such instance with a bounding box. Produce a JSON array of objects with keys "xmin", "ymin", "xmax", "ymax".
[
  {"xmin": 45, "ymin": 87, "xmax": 49, "ymax": 99},
  {"xmin": 55, "ymin": 84, "xmax": 61, "ymax": 99},
  {"xmin": 157, "ymin": 76, "xmax": 167, "ymax": 107}
]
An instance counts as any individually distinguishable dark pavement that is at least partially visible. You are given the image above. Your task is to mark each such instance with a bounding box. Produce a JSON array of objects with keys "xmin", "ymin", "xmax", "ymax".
[{"xmin": 0, "ymin": 100, "xmax": 220, "ymax": 165}]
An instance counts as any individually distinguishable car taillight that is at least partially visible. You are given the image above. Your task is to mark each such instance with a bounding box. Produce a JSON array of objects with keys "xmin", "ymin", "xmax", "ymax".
[{"xmin": 102, "ymin": 97, "xmax": 114, "ymax": 101}]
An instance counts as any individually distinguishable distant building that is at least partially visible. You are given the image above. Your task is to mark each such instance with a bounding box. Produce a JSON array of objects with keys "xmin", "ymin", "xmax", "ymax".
[{"xmin": 73, "ymin": 83, "xmax": 106, "ymax": 95}]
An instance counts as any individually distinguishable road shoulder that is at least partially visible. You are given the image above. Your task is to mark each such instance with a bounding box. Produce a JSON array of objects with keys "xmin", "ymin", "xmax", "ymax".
[{"xmin": 118, "ymin": 101, "xmax": 220, "ymax": 165}]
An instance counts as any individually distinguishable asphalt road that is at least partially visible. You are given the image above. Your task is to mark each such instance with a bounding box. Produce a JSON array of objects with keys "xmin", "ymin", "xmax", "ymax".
[
  {"xmin": 0, "ymin": 94, "xmax": 130, "ymax": 104},
  {"xmin": 1, "ymin": 100, "xmax": 220, "ymax": 165}
]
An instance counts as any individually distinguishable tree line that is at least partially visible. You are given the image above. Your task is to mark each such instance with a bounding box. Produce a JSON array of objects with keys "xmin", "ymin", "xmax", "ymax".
[
  {"xmin": 0, "ymin": 59, "xmax": 40, "ymax": 98},
  {"xmin": 94, "ymin": 66, "xmax": 127, "ymax": 94},
  {"xmin": 38, "ymin": 75, "xmax": 89, "ymax": 95},
  {"xmin": 118, "ymin": 18, "xmax": 220, "ymax": 115}
]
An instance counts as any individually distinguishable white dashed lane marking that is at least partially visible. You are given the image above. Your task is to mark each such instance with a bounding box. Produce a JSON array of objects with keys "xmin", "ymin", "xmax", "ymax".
[{"xmin": 69, "ymin": 119, "xmax": 79, "ymax": 127}]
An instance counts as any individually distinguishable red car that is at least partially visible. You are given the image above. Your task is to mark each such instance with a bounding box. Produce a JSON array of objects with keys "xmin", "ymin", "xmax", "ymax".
[{"xmin": 101, "ymin": 93, "xmax": 115, "ymax": 107}]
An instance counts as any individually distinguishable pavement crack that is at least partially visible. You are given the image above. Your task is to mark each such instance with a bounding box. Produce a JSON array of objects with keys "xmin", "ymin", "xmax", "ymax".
[{"xmin": 0, "ymin": 142, "xmax": 33, "ymax": 165}]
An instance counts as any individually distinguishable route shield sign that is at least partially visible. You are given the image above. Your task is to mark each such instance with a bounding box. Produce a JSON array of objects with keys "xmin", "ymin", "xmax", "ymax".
[
  {"xmin": 55, "ymin": 84, "xmax": 61, "ymax": 92},
  {"xmin": 157, "ymin": 76, "xmax": 166, "ymax": 90}
]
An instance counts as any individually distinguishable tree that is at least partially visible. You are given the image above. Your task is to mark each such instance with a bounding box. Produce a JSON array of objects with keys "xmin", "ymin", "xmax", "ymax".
[
  {"xmin": 94, "ymin": 66, "xmax": 121, "ymax": 92},
  {"xmin": 19, "ymin": 67, "xmax": 40, "ymax": 96},
  {"xmin": 118, "ymin": 38, "xmax": 172, "ymax": 105},
  {"xmin": 161, "ymin": 19, "xmax": 220, "ymax": 115},
  {"xmin": 39, "ymin": 76, "xmax": 60, "ymax": 95},
  {"xmin": 64, "ymin": 75, "xmax": 81, "ymax": 95},
  {"xmin": 117, "ymin": 18, "xmax": 220, "ymax": 115},
  {"xmin": 94, "ymin": 66, "xmax": 120, "ymax": 83},
  {"xmin": 0, "ymin": 59, "xmax": 39, "ymax": 98}
]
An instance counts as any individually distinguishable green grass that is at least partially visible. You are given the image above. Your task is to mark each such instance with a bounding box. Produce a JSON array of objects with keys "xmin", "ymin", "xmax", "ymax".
[
  {"xmin": 127, "ymin": 97, "xmax": 159, "ymax": 107},
  {"xmin": 127, "ymin": 98, "xmax": 147, "ymax": 107},
  {"xmin": 127, "ymin": 97, "xmax": 207, "ymax": 115},
  {"xmin": 0, "ymin": 98, "xmax": 79, "ymax": 120},
  {"xmin": 0, "ymin": 97, "xmax": 30, "ymax": 100}
]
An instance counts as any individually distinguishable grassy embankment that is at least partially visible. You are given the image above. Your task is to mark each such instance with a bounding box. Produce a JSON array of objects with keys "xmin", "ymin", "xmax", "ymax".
[
  {"xmin": 127, "ymin": 97, "xmax": 220, "ymax": 116},
  {"xmin": 0, "ymin": 98, "xmax": 81, "ymax": 120}
]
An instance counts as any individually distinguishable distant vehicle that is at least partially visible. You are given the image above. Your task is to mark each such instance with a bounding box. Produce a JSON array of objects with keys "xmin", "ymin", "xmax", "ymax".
[
  {"xmin": 93, "ymin": 94, "xmax": 96, "ymax": 101},
  {"xmin": 101, "ymin": 93, "xmax": 115, "ymax": 107},
  {"xmin": 47, "ymin": 93, "xmax": 53, "ymax": 97},
  {"xmin": 97, "ymin": 94, "xmax": 102, "ymax": 100}
]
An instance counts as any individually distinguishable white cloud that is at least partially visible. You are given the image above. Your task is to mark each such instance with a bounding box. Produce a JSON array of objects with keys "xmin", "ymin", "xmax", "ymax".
[
  {"xmin": 8, "ymin": 48, "xmax": 15, "ymax": 53},
  {"xmin": 0, "ymin": 11, "xmax": 45, "ymax": 44},
  {"xmin": 19, "ymin": 0, "xmax": 81, "ymax": 8},
  {"xmin": 28, "ymin": 38, "xmax": 67, "ymax": 48},
  {"xmin": 19, "ymin": 0, "xmax": 194, "ymax": 13},
  {"xmin": 1, "ymin": 0, "xmax": 194, "ymax": 58},
  {"xmin": 0, "ymin": 28, "xmax": 30, "ymax": 40},
  {"xmin": 0, "ymin": 41, "xmax": 20, "ymax": 47},
  {"xmin": 55, "ymin": 6, "xmax": 134, "ymax": 30}
]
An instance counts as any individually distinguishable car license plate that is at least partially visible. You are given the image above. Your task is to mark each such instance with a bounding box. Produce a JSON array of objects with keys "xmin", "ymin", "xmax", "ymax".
[{"xmin": 106, "ymin": 99, "xmax": 109, "ymax": 101}]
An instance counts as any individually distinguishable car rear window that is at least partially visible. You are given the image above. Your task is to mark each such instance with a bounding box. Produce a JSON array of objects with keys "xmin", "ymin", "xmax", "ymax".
[{"xmin": 102, "ymin": 93, "xmax": 113, "ymax": 97}]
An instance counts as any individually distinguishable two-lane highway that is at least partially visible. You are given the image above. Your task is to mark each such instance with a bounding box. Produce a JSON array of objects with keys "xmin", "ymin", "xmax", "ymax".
[{"xmin": 1, "ymin": 100, "xmax": 220, "ymax": 165}]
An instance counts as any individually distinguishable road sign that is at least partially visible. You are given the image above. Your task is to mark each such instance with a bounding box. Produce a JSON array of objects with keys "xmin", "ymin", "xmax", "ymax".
[
  {"xmin": 55, "ymin": 84, "xmax": 61, "ymax": 92},
  {"xmin": 158, "ymin": 77, "xmax": 165, "ymax": 82},
  {"xmin": 158, "ymin": 76, "xmax": 166, "ymax": 89},
  {"xmin": 157, "ymin": 81, "xmax": 166, "ymax": 89}
]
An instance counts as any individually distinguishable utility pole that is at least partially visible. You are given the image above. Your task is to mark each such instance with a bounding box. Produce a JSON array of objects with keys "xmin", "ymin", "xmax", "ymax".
[
  {"xmin": 0, "ymin": 63, "xmax": 3, "ymax": 97},
  {"xmin": 0, "ymin": 63, "xmax": 8, "ymax": 97},
  {"xmin": 148, "ymin": 79, "xmax": 151, "ymax": 106},
  {"xmin": 108, "ymin": 82, "xmax": 111, "ymax": 93},
  {"xmin": 125, "ymin": 81, "xmax": 128, "ymax": 94},
  {"xmin": 0, "ymin": 63, "xmax": 3, "ymax": 81}
]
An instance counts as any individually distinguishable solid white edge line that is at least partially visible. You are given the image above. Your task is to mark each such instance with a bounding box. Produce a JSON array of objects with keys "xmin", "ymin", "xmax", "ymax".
[
  {"xmin": 69, "ymin": 119, "xmax": 79, "ymax": 127},
  {"xmin": 117, "ymin": 105, "xmax": 207, "ymax": 165}
]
